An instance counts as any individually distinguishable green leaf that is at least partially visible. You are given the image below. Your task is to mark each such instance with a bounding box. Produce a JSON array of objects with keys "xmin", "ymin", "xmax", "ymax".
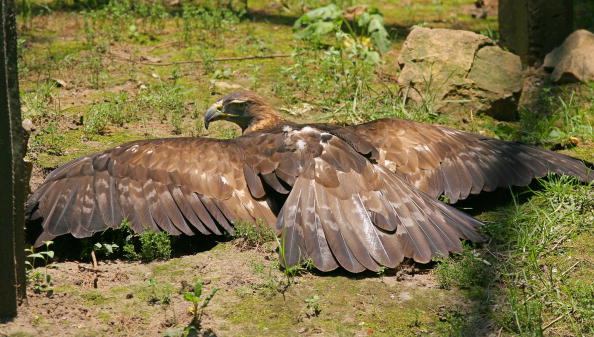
[
  {"xmin": 364, "ymin": 50, "xmax": 381, "ymax": 64},
  {"xmin": 94, "ymin": 243, "xmax": 102, "ymax": 249},
  {"xmin": 356, "ymin": 12, "xmax": 371, "ymax": 27},
  {"xmin": 295, "ymin": 21, "xmax": 338, "ymax": 39},
  {"xmin": 193, "ymin": 280, "xmax": 202, "ymax": 297},
  {"xmin": 293, "ymin": 4, "xmax": 341, "ymax": 29},
  {"xmin": 28, "ymin": 253, "xmax": 44, "ymax": 259},
  {"xmin": 183, "ymin": 292, "xmax": 200, "ymax": 303},
  {"xmin": 367, "ymin": 15, "xmax": 390, "ymax": 53},
  {"xmin": 310, "ymin": 21, "xmax": 337, "ymax": 36},
  {"xmin": 42, "ymin": 251, "xmax": 54, "ymax": 259}
]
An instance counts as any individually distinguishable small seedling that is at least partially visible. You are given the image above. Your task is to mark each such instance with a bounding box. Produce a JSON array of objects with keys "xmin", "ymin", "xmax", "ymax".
[
  {"xmin": 147, "ymin": 277, "xmax": 172, "ymax": 305},
  {"xmin": 183, "ymin": 279, "xmax": 219, "ymax": 331},
  {"xmin": 304, "ymin": 295, "xmax": 321, "ymax": 318},
  {"xmin": 25, "ymin": 241, "xmax": 55, "ymax": 293},
  {"xmin": 93, "ymin": 242, "xmax": 119, "ymax": 257}
]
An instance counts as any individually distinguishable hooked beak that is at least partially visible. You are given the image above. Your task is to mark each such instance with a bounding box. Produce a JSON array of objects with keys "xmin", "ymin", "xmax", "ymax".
[{"xmin": 204, "ymin": 102, "xmax": 223, "ymax": 129}]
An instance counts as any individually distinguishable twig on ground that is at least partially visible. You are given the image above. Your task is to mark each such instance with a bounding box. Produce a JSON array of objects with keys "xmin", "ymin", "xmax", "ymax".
[
  {"xmin": 147, "ymin": 41, "xmax": 182, "ymax": 52},
  {"xmin": 109, "ymin": 51, "xmax": 293, "ymax": 66},
  {"xmin": 542, "ymin": 311, "xmax": 570, "ymax": 331},
  {"xmin": 560, "ymin": 261, "xmax": 580, "ymax": 277}
]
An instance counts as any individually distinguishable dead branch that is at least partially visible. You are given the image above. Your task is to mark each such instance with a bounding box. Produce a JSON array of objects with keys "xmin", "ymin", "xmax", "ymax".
[
  {"xmin": 91, "ymin": 250, "xmax": 98, "ymax": 269},
  {"xmin": 109, "ymin": 51, "xmax": 293, "ymax": 66}
]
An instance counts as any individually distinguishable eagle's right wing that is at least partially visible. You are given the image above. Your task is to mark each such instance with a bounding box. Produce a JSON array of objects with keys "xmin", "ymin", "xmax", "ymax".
[{"xmin": 27, "ymin": 137, "xmax": 278, "ymax": 245}]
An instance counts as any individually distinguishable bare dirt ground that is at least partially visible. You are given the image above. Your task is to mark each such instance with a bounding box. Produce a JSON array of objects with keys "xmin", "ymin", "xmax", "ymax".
[{"xmin": 2, "ymin": 239, "xmax": 482, "ymax": 337}]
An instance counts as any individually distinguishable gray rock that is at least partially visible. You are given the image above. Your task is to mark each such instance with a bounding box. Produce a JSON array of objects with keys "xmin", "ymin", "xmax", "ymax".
[
  {"xmin": 543, "ymin": 29, "xmax": 594, "ymax": 83},
  {"xmin": 398, "ymin": 27, "xmax": 523, "ymax": 120}
]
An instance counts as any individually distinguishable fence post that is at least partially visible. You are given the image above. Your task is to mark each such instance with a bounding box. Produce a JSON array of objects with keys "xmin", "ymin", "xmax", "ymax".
[
  {"xmin": 499, "ymin": 0, "xmax": 574, "ymax": 66},
  {"xmin": 0, "ymin": 0, "xmax": 27, "ymax": 319}
]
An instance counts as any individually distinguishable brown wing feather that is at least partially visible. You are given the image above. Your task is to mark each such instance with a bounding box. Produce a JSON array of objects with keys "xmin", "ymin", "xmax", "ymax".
[
  {"xmin": 274, "ymin": 126, "xmax": 483, "ymax": 272},
  {"xmin": 28, "ymin": 137, "xmax": 277, "ymax": 245},
  {"xmin": 349, "ymin": 118, "xmax": 592, "ymax": 202},
  {"xmin": 29, "ymin": 121, "xmax": 503, "ymax": 273}
]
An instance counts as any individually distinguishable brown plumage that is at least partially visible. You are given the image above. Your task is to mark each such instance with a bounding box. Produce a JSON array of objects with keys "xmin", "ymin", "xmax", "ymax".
[{"xmin": 27, "ymin": 91, "xmax": 592, "ymax": 272}]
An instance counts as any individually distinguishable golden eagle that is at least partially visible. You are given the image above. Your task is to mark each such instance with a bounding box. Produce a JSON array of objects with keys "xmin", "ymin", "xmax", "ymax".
[{"xmin": 27, "ymin": 91, "xmax": 592, "ymax": 272}]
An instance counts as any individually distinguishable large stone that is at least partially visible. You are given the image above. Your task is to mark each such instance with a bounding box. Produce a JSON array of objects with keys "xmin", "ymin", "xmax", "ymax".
[
  {"xmin": 398, "ymin": 27, "xmax": 523, "ymax": 120},
  {"xmin": 543, "ymin": 29, "xmax": 594, "ymax": 83}
]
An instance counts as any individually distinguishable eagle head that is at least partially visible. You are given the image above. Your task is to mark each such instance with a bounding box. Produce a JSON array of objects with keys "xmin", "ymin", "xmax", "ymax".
[{"xmin": 204, "ymin": 90, "xmax": 280, "ymax": 133}]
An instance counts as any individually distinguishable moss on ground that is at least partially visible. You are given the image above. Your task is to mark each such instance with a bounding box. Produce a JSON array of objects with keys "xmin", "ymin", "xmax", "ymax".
[{"xmin": 7, "ymin": 1, "xmax": 593, "ymax": 336}]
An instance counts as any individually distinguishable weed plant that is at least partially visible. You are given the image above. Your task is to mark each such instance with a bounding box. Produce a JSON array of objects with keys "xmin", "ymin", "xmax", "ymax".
[
  {"xmin": 183, "ymin": 279, "xmax": 219, "ymax": 333},
  {"xmin": 232, "ymin": 219, "xmax": 276, "ymax": 249},
  {"xmin": 25, "ymin": 241, "xmax": 55, "ymax": 293}
]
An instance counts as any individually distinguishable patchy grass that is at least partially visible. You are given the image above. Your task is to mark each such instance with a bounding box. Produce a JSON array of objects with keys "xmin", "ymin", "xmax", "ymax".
[
  {"xmin": 436, "ymin": 176, "xmax": 594, "ymax": 336},
  {"xmin": 7, "ymin": 0, "xmax": 594, "ymax": 336},
  {"xmin": 232, "ymin": 219, "xmax": 277, "ymax": 249}
]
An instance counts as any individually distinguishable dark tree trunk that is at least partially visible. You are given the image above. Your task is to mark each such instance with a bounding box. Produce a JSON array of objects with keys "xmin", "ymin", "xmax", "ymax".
[
  {"xmin": 499, "ymin": 0, "xmax": 574, "ymax": 66},
  {"xmin": 0, "ymin": 0, "xmax": 27, "ymax": 319}
]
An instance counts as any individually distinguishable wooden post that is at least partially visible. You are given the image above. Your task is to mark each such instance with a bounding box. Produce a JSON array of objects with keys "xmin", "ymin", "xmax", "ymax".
[
  {"xmin": 0, "ymin": 0, "xmax": 27, "ymax": 319},
  {"xmin": 499, "ymin": 0, "xmax": 574, "ymax": 66}
]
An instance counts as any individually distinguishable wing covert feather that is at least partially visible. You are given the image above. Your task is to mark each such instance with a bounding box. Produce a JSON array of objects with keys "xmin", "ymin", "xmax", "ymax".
[
  {"xmin": 349, "ymin": 118, "xmax": 592, "ymax": 202},
  {"xmin": 274, "ymin": 126, "xmax": 483, "ymax": 272},
  {"xmin": 29, "ymin": 137, "xmax": 277, "ymax": 245}
]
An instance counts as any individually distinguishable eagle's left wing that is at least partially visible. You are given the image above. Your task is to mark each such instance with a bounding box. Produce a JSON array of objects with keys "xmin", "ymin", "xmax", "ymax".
[{"xmin": 348, "ymin": 118, "xmax": 592, "ymax": 203}]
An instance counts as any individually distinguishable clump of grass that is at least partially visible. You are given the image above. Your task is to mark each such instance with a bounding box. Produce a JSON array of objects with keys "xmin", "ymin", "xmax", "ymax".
[
  {"xmin": 484, "ymin": 176, "xmax": 594, "ymax": 335},
  {"xmin": 83, "ymin": 0, "xmax": 169, "ymax": 43},
  {"xmin": 145, "ymin": 277, "xmax": 172, "ymax": 305},
  {"xmin": 136, "ymin": 82, "xmax": 187, "ymax": 134},
  {"xmin": 139, "ymin": 230, "xmax": 172, "ymax": 262},
  {"xmin": 277, "ymin": 47, "xmax": 375, "ymax": 107},
  {"xmin": 490, "ymin": 86, "xmax": 594, "ymax": 146},
  {"xmin": 180, "ymin": 3, "xmax": 244, "ymax": 43},
  {"xmin": 277, "ymin": 230, "xmax": 314, "ymax": 285},
  {"xmin": 233, "ymin": 219, "xmax": 276, "ymax": 249},
  {"xmin": 21, "ymin": 81, "xmax": 59, "ymax": 121},
  {"xmin": 83, "ymin": 92, "xmax": 133, "ymax": 136},
  {"xmin": 434, "ymin": 245, "xmax": 491, "ymax": 291},
  {"xmin": 29, "ymin": 125, "xmax": 66, "ymax": 156}
]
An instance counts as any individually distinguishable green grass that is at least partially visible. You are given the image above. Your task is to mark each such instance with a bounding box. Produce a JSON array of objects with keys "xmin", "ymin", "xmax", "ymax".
[
  {"xmin": 13, "ymin": 0, "xmax": 594, "ymax": 336},
  {"xmin": 436, "ymin": 176, "xmax": 594, "ymax": 336},
  {"xmin": 232, "ymin": 220, "xmax": 277, "ymax": 249}
]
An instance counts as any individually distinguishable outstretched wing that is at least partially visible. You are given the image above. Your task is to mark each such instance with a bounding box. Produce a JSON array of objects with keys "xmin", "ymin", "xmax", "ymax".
[
  {"xmin": 349, "ymin": 119, "xmax": 592, "ymax": 203},
  {"xmin": 246, "ymin": 126, "xmax": 483, "ymax": 273},
  {"xmin": 28, "ymin": 137, "xmax": 277, "ymax": 245}
]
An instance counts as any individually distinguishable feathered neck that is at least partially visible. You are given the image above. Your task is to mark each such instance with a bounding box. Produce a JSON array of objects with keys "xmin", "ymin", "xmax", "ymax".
[{"xmin": 244, "ymin": 105, "xmax": 286, "ymax": 134}]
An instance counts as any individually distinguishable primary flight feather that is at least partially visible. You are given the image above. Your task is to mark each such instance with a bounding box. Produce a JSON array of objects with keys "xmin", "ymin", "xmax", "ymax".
[{"xmin": 27, "ymin": 91, "xmax": 592, "ymax": 272}]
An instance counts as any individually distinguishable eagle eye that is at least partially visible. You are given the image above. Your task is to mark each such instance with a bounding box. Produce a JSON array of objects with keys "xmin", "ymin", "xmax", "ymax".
[{"xmin": 224, "ymin": 100, "xmax": 248, "ymax": 115}]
